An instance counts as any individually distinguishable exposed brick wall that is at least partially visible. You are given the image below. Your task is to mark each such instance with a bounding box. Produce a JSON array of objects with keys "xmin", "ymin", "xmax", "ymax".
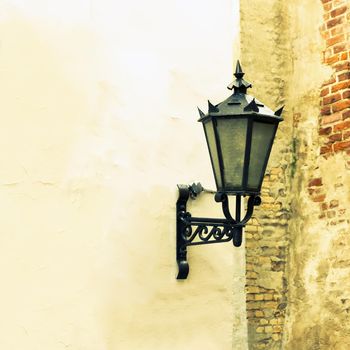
[
  {"xmin": 245, "ymin": 169, "xmax": 290, "ymax": 350},
  {"xmin": 240, "ymin": 0, "xmax": 292, "ymax": 348},
  {"xmin": 242, "ymin": 0, "xmax": 350, "ymax": 349},
  {"xmin": 282, "ymin": 2, "xmax": 350, "ymax": 348},
  {"xmin": 320, "ymin": 0, "xmax": 350, "ymax": 159},
  {"xmin": 311, "ymin": 0, "xmax": 350, "ymax": 224}
]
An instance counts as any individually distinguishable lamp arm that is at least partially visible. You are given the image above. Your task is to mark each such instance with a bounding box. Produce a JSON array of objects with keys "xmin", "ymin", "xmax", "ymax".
[
  {"xmin": 214, "ymin": 192, "xmax": 237, "ymax": 223},
  {"xmin": 176, "ymin": 183, "xmax": 261, "ymax": 279},
  {"xmin": 240, "ymin": 195, "xmax": 262, "ymax": 225}
]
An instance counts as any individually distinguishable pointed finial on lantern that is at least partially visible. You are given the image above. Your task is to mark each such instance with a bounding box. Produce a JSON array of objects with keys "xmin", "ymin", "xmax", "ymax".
[
  {"xmin": 234, "ymin": 60, "xmax": 244, "ymax": 79},
  {"xmin": 228, "ymin": 60, "xmax": 252, "ymax": 93}
]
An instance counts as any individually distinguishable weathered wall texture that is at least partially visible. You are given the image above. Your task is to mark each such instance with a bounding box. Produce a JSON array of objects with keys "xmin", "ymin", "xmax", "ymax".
[
  {"xmin": 285, "ymin": 0, "xmax": 350, "ymax": 349},
  {"xmin": 241, "ymin": 0, "xmax": 350, "ymax": 349},
  {"xmin": 240, "ymin": 1, "xmax": 292, "ymax": 349},
  {"xmin": 0, "ymin": 1, "xmax": 246, "ymax": 349}
]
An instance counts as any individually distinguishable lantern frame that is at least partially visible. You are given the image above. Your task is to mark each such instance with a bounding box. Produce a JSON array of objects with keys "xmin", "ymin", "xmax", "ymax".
[{"xmin": 202, "ymin": 114, "xmax": 279, "ymax": 195}]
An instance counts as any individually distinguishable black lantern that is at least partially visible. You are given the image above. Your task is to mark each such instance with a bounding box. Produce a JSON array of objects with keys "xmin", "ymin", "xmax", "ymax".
[
  {"xmin": 176, "ymin": 61, "xmax": 283, "ymax": 279},
  {"xmin": 198, "ymin": 61, "xmax": 283, "ymax": 195}
]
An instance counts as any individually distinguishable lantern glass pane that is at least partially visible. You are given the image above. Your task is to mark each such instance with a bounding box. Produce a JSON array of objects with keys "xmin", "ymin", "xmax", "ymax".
[
  {"xmin": 216, "ymin": 118, "xmax": 247, "ymax": 190},
  {"xmin": 204, "ymin": 120, "xmax": 222, "ymax": 189},
  {"xmin": 247, "ymin": 121, "xmax": 277, "ymax": 190}
]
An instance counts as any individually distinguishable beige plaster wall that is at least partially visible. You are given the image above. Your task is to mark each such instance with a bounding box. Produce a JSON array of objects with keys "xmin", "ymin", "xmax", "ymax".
[{"xmin": 0, "ymin": 1, "xmax": 246, "ymax": 349}]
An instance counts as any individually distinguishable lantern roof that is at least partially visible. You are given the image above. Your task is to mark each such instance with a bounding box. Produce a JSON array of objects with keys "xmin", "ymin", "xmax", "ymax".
[{"xmin": 198, "ymin": 61, "xmax": 284, "ymax": 121}]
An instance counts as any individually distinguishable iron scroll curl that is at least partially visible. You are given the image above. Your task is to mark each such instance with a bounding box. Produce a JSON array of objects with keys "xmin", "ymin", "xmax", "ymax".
[{"xmin": 176, "ymin": 183, "xmax": 261, "ymax": 279}]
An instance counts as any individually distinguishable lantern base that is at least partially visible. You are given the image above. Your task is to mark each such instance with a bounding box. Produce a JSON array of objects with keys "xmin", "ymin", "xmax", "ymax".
[{"xmin": 176, "ymin": 183, "xmax": 261, "ymax": 279}]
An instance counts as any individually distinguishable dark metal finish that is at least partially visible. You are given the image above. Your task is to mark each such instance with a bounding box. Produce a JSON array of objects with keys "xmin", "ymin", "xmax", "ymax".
[
  {"xmin": 212, "ymin": 117, "xmax": 226, "ymax": 189},
  {"xmin": 234, "ymin": 195, "xmax": 242, "ymax": 247},
  {"xmin": 243, "ymin": 98, "xmax": 259, "ymax": 112},
  {"xmin": 242, "ymin": 118, "xmax": 253, "ymax": 190},
  {"xmin": 176, "ymin": 184, "xmax": 190, "ymax": 279},
  {"xmin": 176, "ymin": 183, "xmax": 261, "ymax": 279},
  {"xmin": 227, "ymin": 61, "xmax": 252, "ymax": 93},
  {"xmin": 208, "ymin": 100, "xmax": 219, "ymax": 113},
  {"xmin": 274, "ymin": 106, "xmax": 284, "ymax": 116},
  {"xmin": 255, "ymin": 123, "xmax": 278, "ymax": 190},
  {"xmin": 175, "ymin": 60, "xmax": 284, "ymax": 279},
  {"xmin": 198, "ymin": 60, "xmax": 284, "ymax": 195}
]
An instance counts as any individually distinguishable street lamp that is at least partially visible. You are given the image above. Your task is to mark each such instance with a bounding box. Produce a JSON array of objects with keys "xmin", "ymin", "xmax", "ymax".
[{"xmin": 176, "ymin": 61, "xmax": 283, "ymax": 279}]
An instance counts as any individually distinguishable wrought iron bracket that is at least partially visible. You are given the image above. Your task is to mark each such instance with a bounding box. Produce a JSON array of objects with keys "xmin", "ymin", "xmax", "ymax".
[{"xmin": 176, "ymin": 183, "xmax": 261, "ymax": 279}]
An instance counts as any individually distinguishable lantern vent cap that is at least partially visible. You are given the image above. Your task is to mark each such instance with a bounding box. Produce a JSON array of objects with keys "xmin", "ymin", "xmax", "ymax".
[{"xmin": 227, "ymin": 60, "xmax": 252, "ymax": 93}]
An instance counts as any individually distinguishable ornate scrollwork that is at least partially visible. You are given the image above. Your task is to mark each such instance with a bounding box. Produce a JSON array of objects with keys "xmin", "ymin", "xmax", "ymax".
[
  {"xmin": 176, "ymin": 183, "xmax": 261, "ymax": 279},
  {"xmin": 179, "ymin": 212, "xmax": 234, "ymax": 245}
]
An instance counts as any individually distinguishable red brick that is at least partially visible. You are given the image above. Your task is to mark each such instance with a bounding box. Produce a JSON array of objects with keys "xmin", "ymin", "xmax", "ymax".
[
  {"xmin": 323, "ymin": 93, "xmax": 341, "ymax": 105},
  {"xmin": 309, "ymin": 178, "xmax": 323, "ymax": 187},
  {"xmin": 338, "ymin": 72, "xmax": 350, "ymax": 81},
  {"xmin": 319, "ymin": 126, "xmax": 332, "ymax": 135},
  {"xmin": 334, "ymin": 120, "xmax": 350, "ymax": 131},
  {"xmin": 343, "ymin": 90, "xmax": 350, "ymax": 99},
  {"xmin": 331, "ymin": 26, "xmax": 344, "ymax": 36},
  {"xmin": 334, "ymin": 140, "xmax": 350, "ymax": 151},
  {"xmin": 328, "ymin": 133, "xmax": 342, "ymax": 142},
  {"xmin": 331, "ymin": 81, "xmax": 350, "ymax": 92},
  {"xmin": 334, "ymin": 44, "xmax": 346, "ymax": 54},
  {"xmin": 320, "ymin": 145, "xmax": 332, "ymax": 154},
  {"xmin": 327, "ymin": 34, "xmax": 345, "ymax": 46},
  {"xmin": 313, "ymin": 194, "xmax": 326, "ymax": 202},
  {"xmin": 327, "ymin": 17, "xmax": 344, "ymax": 29},
  {"xmin": 322, "ymin": 113, "xmax": 342, "ymax": 124},
  {"xmin": 343, "ymin": 110, "xmax": 350, "ymax": 119},
  {"xmin": 326, "ymin": 54, "xmax": 340, "ymax": 65},
  {"xmin": 335, "ymin": 61, "xmax": 350, "ymax": 71},
  {"xmin": 321, "ymin": 106, "xmax": 332, "ymax": 115},
  {"xmin": 321, "ymin": 87, "xmax": 329, "ymax": 97},
  {"xmin": 331, "ymin": 6, "xmax": 347, "ymax": 17},
  {"xmin": 323, "ymin": 76, "xmax": 336, "ymax": 86},
  {"xmin": 332, "ymin": 99, "xmax": 350, "ymax": 112}
]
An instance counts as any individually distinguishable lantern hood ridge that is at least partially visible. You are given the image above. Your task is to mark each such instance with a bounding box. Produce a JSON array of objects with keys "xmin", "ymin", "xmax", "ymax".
[
  {"xmin": 208, "ymin": 100, "xmax": 219, "ymax": 113},
  {"xmin": 197, "ymin": 60, "xmax": 284, "ymax": 122}
]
